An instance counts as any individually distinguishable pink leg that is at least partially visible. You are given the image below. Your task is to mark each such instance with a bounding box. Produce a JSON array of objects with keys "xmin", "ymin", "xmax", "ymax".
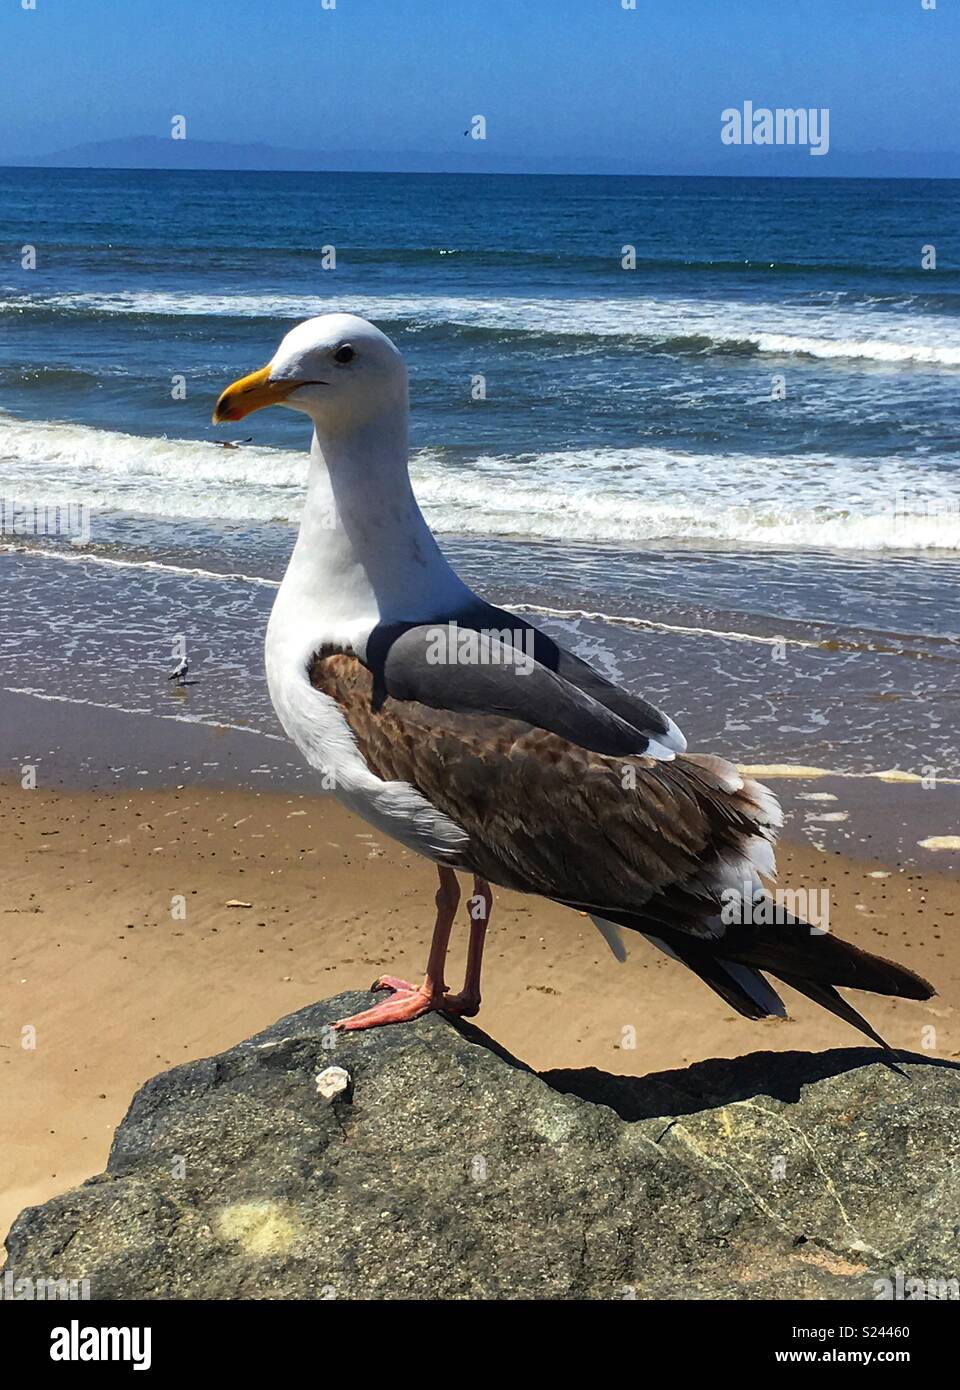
[
  {"xmin": 444, "ymin": 876, "xmax": 492, "ymax": 1018},
  {"xmin": 333, "ymin": 867, "xmax": 461, "ymax": 1030}
]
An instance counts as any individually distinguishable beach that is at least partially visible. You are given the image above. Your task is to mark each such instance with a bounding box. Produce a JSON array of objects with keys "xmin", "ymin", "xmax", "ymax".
[{"xmin": 2, "ymin": 167, "xmax": 958, "ymax": 1252}]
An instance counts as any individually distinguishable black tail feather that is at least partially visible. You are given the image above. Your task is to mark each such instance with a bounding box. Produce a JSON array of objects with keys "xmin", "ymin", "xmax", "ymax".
[
  {"xmin": 773, "ymin": 972, "xmax": 892, "ymax": 1050},
  {"xmin": 716, "ymin": 918, "xmax": 934, "ymax": 1002},
  {"xmin": 661, "ymin": 938, "xmax": 774, "ymax": 1022},
  {"xmin": 593, "ymin": 901, "xmax": 935, "ymax": 1047}
]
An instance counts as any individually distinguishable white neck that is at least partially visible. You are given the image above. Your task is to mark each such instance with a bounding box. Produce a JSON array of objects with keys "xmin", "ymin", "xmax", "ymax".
[{"xmin": 273, "ymin": 398, "xmax": 473, "ymax": 656}]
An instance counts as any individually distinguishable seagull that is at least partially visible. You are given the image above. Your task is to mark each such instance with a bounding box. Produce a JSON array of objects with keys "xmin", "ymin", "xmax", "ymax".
[
  {"xmin": 213, "ymin": 314, "xmax": 933, "ymax": 1038},
  {"xmin": 167, "ymin": 656, "xmax": 189, "ymax": 686}
]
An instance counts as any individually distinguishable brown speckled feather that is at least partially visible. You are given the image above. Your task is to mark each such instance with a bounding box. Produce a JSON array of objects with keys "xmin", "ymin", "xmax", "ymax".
[{"xmin": 309, "ymin": 649, "xmax": 764, "ymax": 918}]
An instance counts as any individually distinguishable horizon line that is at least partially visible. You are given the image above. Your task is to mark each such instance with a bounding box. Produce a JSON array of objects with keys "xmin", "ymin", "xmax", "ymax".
[{"xmin": 3, "ymin": 163, "xmax": 959, "ymax": 183}]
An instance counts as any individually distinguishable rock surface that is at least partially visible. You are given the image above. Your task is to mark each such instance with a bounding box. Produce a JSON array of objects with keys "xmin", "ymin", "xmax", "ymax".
[{"xmin": 5, "ymin": 991, "xmax": 960, "ymax": 1299}]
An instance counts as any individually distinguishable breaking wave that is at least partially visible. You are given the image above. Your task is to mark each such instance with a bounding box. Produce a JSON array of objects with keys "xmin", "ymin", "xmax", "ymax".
[
  {"xmin": 4, "ymin": 289, "xmax": 960, "ymax": 366},
  {"xmin": 2, "ymin": 412, "xmax": 958, "ymax": 552}
]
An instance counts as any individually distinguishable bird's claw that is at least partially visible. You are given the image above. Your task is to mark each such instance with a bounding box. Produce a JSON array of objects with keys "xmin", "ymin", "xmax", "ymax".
[{"xmin": 371, "ymin": 974, "xmax": 416, "ymax": 993}]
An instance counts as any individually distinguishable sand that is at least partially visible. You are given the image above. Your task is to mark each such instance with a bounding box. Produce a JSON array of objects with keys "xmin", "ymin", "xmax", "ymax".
[{"xmin": 3, "ymin": 777, "xmax": 957, "ymax": 1244}]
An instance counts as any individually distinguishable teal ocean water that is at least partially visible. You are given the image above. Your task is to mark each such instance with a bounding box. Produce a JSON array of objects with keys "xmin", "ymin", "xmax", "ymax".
[{"xmin": 1, "ymin": 168, "xmax": 958, "ymax": 779}]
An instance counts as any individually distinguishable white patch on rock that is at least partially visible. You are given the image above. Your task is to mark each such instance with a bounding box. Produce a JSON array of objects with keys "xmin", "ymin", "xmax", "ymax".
[{"xmin": 315, "ymin": 1065, "xmax": 351, "ymax": 1101}]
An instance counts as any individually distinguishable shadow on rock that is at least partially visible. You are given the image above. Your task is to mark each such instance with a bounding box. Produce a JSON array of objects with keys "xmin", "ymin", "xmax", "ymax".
[{"xmin": 541, "ymin": 1046, "xmax": 960, "ymax": 1122}]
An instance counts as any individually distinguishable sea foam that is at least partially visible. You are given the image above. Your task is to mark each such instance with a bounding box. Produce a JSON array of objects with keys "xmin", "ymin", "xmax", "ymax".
[
  {"xmin": 2, "ymin": 412, "xmax": 958, "ymax": 552},
  {"xmin": 4, "ymin": 289, "xmax": 960, "ymax": 367}
]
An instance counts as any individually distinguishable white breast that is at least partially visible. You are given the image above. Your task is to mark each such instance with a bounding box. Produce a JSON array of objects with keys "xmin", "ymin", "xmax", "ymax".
[
  {"xmin": 261, "ymin": 413, "xmax": 478, "ymax": 864},
  {"xmin": 264, "ymin": 576, "xmax": 470, "ymax": 865}
]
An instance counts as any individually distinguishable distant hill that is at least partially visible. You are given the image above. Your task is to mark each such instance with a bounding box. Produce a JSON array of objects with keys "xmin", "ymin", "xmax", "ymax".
[
  {"xmin": 2, "ymin": 135, "xmax": 636, "ymax": 176},
  {"xmin": 6, "ymin": 136, "xmax": 421, "ymax": 172},
  {"xmin": 4, "ymin": 135, "xmax": 959, "ymax": 179}
]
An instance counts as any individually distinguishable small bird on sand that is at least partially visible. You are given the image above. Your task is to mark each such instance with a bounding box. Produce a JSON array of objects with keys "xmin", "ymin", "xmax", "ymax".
[
  {"xmin": 167, "ymin": 656, "xmax": 189, "ymax": 687},
  {"xmin": 213, "ymin": 313, "xmax": 933, "ymax": 1039}
]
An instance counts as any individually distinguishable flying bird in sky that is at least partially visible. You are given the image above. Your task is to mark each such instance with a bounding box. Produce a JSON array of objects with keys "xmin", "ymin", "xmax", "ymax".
[{"xmin": 213, "ymin": 314, "xmax": 933, "ymax": 1038}]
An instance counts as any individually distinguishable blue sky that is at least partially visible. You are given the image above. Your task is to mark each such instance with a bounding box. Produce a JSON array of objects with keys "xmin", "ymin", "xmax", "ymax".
[{"xmin": 2, "ymin": 0, "xmax": 958, "ymax": 173}]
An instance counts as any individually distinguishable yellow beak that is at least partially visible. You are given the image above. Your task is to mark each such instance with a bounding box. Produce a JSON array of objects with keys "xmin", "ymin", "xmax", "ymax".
[{"xmin": 212, "ymin": 365, "xmax": 303, "ymax": 423}]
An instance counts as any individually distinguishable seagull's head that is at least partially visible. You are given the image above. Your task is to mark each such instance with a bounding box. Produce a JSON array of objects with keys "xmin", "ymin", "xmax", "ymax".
[{"xmin": 212, "ymin": 313, "xmax": 407, "ymax": 431}]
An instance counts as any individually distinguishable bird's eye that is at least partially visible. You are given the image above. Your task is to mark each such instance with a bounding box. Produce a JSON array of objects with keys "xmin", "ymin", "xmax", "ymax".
[{"xmin": 333, "ymin": 344, "xmax": 355, "ymax": 364}]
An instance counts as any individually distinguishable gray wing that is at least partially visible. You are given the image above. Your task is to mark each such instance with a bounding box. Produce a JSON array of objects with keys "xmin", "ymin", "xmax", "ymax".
[
  {"xmin": 364, "ymin": 620, "xmax": 675, "ymax": 760},
  {"xmin": 364, "ymin": 604, "xmax": 684, "ymax": 760},
  {"xmin": 479, "ymin": 601, "xmax": 686, "ymax": 755}
]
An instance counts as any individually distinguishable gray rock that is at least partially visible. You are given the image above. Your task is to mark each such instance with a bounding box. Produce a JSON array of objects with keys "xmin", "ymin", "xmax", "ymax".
[{"xmin": 4, "ymin": 992, "xmax": 960, "ymax": 1300}]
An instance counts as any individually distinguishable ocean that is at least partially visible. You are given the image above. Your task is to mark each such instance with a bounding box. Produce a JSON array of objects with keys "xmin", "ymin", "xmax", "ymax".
[{"xmin": 1, "ymin": 167, "xmax": 959, "ymax": 781}]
